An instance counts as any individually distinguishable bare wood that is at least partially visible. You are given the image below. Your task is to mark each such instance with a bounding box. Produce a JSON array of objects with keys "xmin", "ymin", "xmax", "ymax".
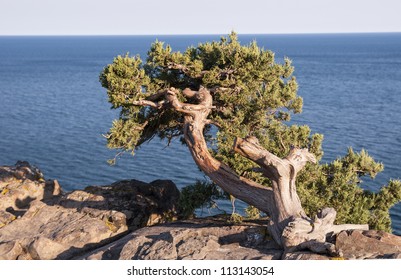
[
  {"xmin": 167, "ymin": 62, "xmax": 192, "ymax": 73},
  {"xmin": 146, "ymin": 90, "xmax": 168, "ymax": 101},
  {"xmin": 330, "ymin": 224, "xmax": 369, "ymax": 234},
  {"xmin": 281, "ymin": 207, "xmax": 368, "ymax": 254},
  {"xmin": 132, "ymin": 99, "xmax": 161, "ymax": 108},
  {"xmin": 204, "ymin": 119, "xmax": 222, "ymax": 128},
  {"xmin": 165, "ymin": 88, "xmax": 216, "ymax": 114},
  {"xmin": 233, "ymin": 136, "xmax": 369, "ymax": 251},
  {"xmin": 166, "ymin": 63, "xmax": 205, "ymax": 79},
  {"xmin": 182, "ymin": 88, "xmax": 197, "ymax": 98},
  {"xmin": 132, "ymin": 120, "xmax": 149, "ymax": 131},
  {"xmin": 233, "ymin": 136, "xmax": 284, "ymax": 179},
  {"xmin": 172, "ymin": 87, "xmax": 287, "ymax": 243},
  {"xmin": 132, "ymin": 88, "xmax": 215, "ymax": 114},
  {"xmin": 167, "ymin": 63, "xmax": 236, "ymax": 80}
]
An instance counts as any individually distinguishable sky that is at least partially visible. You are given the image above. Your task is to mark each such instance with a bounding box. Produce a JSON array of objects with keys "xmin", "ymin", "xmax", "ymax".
[{"xmin": 0, "ymin": 0, "xmax": 400, "ymax": 35}]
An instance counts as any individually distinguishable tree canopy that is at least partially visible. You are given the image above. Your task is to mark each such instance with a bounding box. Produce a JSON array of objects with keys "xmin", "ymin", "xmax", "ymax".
[
  {"xmin": 100, "ymin": 32, "xmax": 308, "ymax": 154},
  {"xmin": 100, "ymin": 32, "xmax": 401, "ymax": 247}
]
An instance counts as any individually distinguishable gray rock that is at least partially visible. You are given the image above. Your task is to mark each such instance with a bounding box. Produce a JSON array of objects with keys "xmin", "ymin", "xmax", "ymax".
[
  {"xmin": 0, "ymin": 210, "xmax": 16, "ymax": 227},
  {"xmin": 0, "ymin": 161, "xmax": 44, "ymax": 183},
  {"xmin": 78, "ymin": 217, "xmax": 283, "ymax": 260},
  {"xmin": 335, "ymin": 230, "xmax": 401, "ymax": 259},
  {"xmin": 0, "ymin": 162, "xmax": 180, "ymax": 260},
  {"xmin": 60, "ymin": 179, "xmax": 180, "ymax": 229},
  {"xmin": 2, "ymin": 161, "xmax": 401, "ymax": 260},
  {"xmin": 0, "ymin": 199, "xmax": 128, "ymax": 259},
  {"xmin": 0, "ymin": 161, "xmax": 61, "ymax": 217},
  {"xmin": 282, "ymin": 251, "xmax": 331, "ymax": 260},
  {"xmin": 78, "ymin": 219, "xmax": 401, "ymax": 260}
]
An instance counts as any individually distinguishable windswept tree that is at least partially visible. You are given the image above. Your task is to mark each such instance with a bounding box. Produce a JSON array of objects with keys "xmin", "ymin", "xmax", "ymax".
[{"xmin": 100, "ymin": 32, "xmax": 401, "ymax": 253}]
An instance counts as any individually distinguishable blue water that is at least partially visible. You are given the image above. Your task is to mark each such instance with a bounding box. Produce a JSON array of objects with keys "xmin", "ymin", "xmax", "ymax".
[{"xmin": 0, "ymin": 34, "xmax": 400, "ymax": 234}]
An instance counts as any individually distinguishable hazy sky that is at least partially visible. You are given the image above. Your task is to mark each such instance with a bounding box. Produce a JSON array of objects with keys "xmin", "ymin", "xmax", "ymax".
[{"xmin": 0, "ymin": 0, "xmax": 400, "ymax": 35}]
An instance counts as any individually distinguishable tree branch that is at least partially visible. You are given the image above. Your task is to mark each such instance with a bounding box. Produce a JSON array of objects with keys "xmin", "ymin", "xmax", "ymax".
[
  {"xmin": 204, "ymin": 119, "xmax": 222, "ymax": 128},
  {"xmin": 166, "ymin": 63, "xmax": 205, "ymax": 79},
  {"xmin": 166, "ymin": 62, "xmax": 191, "ymax": 73},
  {"xmin": 167, "ymin": 63, "xmax": 236, "ymax": 80},
  {"xmin": 132, "ymin": 99, "xmax": 161, "ymax": 108},
  {"xmin": 146, "ymin": 90, "xmax": 167, "ymax": 101},
  {"xmin": 233, "ymin": 136, "xmax": 284, "ymax": 179},
  {"xmin": 130, "ymin": 87, "xmax": 216, "ymax": 118},
  {"xmin": 284, "ymin": 147, "xmax": 317, "ymax": 175},
  {"xmin": 182, "ymin": 88, "xmax": 197, "ymax": 98},
  {"xmin": 210, "ymin": 86, "xmax": 242, "ymax": 94},
  {"xmin": 165, "ymin": 88, "xmax": 215, "ymax": 115},
  {"xmin": 132, "ymin": 120, "xmax": 149, "ymax": 131}
]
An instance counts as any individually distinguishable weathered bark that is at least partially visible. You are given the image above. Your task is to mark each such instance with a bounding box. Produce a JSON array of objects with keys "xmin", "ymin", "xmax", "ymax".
[
  {"xmin": 156, "ymin": 87, "xmax": 281, "ymax": 243},
  {"xmin": 169, "ymin": 89, "xmax": 275, "ymax": 210},
  {"xmin": 233, "ymin": 136, "xmax": 312, "ymax": 245},
  {"xmin": 233, "ymin": 136, "xmax": 368, "ymax": 252},
  {"xmin": 135, "ymin": 86, "xmax": 369, "ymax": 251}
]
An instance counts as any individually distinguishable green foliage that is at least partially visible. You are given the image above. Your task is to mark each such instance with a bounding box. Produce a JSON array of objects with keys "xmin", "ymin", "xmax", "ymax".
[
  {"xmin": 245, "ymin": 205, "xmax": 261, "ymax": 219},
  {"xmin": 296, "ymin": 148, "xmax": 401, "ymax": 232},
  {"xmin": 100, "ymin": 54, "xmax": 150, "ymax": 108},
  {"xmin": 229, "ymin": 213, "xmax": 244, "ymax": 224},
  {"xmin": 100, "ymin": 32, "xmax": 401, "ymax": 232},
  {"xmin": 178, "ymin": 180, "xmax": 227, "ymax": 219},
  {"xmin": 100, "ymin": 32, "xmax": 303, "ymax": 154}
]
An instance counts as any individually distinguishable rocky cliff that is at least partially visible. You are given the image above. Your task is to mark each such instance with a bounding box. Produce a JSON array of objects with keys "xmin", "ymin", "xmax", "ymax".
[{"xmin": 1, "ymin": 162, "xmax": 401, "ymax": 260}]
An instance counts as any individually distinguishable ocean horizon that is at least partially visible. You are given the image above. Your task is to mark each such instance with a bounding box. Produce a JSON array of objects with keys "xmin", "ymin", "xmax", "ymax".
[{"xmin": 2, "ymin": 31, "xmax": 401, "ymax": 36}]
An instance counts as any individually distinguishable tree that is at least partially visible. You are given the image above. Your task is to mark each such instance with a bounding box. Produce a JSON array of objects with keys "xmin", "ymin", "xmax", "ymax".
[{"xmin": 100, "ymin": 32, "xmax": 401, "ymax": 253}]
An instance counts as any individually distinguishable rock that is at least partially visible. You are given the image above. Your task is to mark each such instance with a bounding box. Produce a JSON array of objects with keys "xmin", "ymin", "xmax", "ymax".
[
  {"xmin": 78, "ymin": 217, "xmax": 283, "ymax": 260},
  {"xmin": 0, "ymin": 161, "xmax": 61, "ymax": 216},
  {"xmin": 0, "ymin": 162, "xmax": 181, "ymax": 260},
  {"xmin": 0, "ymin": 240, "xmax": 25, "ymax": 260},
  {"xmin": 28, "ymin": 237, "xmax": 70, "ymax": 260},
  {"xmin": 0, "ymin": 210, "xmax": 16, "ymax": 228},
  {"xmin": 78, "ymin": 220, "xmax": 401, "ymax": 260},
  {"xmin": 0, "ymin": 199, "xmax": 128, "ymax": 259},
  {"xmin": 60, "ymin": 179, "xmax": 180, "ymax": 229},
  {"xmin": 0, "ymin": 161, "xmax": 44, "ymax": 183},
  {"xmin": 2, "ymin": 161, "xmax": 401, "ymax": 260},
  {"xmin": 335, "ymin": 230, "xmax": 401, "ymax": 259},
  {"xmin": 282, "ymin": 251, "xmax": 331, "ymax": 260}
]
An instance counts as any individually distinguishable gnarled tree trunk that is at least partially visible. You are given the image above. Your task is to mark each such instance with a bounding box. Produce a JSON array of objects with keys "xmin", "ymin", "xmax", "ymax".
[
  {"xmin": 233, "ymin": 136, "xmax": 368, "ymax": 253},
  {"xmin": 139, "ymin": 86, "xmax": 368, "ymax": 253}
]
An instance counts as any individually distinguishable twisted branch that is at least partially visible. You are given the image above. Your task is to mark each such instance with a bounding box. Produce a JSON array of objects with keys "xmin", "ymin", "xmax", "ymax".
[{"xmin": 167, "ymin": 62, "xmax": 236, "ymax": 80}]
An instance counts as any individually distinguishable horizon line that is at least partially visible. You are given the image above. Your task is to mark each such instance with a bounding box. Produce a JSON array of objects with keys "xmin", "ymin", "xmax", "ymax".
[{"xmin": 1, "ymin": 31, "xmax": 401, "ymax": 37}]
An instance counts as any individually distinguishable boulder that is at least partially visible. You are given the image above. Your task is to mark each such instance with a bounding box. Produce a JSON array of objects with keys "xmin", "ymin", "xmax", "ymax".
[
  {"xmin": 59, "ymin": 179, "xmax": 180, "ymax": 229},
  {"xmin": 0, "ymin": 161, "xmax": 44, "ymax": 183},
  {"xmin": 0, "ymin": 162, "xmax": 180, "ymax": 260},
  {"xmin": 0, "ymin": 161, "xmax": 61, "ymax": 217},
  {"xmin": 335, "ymin": 230, "xmax": 401, "ymax": 259},
  {"xmin": 0, "ymin": 199, "xmax": 128, "ymax": 259},
  {"xmin": 78, "ymin": 217, "xmax": 283, "ymax": 260}
]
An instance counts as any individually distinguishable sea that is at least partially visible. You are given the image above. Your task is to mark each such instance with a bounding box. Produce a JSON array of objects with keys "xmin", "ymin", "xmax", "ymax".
[{"xmin": 0, "ymin": 33, "xmax": 400, "ymax": 234}]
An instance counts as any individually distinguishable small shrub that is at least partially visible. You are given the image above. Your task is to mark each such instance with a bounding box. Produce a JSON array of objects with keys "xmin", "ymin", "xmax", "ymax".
[{"xmin": 178, "ymin": 180, "xmax": 227, "ymax": 218}]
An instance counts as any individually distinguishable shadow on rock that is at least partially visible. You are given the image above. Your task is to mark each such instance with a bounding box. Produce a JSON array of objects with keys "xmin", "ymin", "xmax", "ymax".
[
  {"xmin": 0, "ymin": 162, "xmax": 180, "ymax": 260},
  {"xmin": 76, "ymin": 217, "xmax": 283, "ymax": 260}
]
